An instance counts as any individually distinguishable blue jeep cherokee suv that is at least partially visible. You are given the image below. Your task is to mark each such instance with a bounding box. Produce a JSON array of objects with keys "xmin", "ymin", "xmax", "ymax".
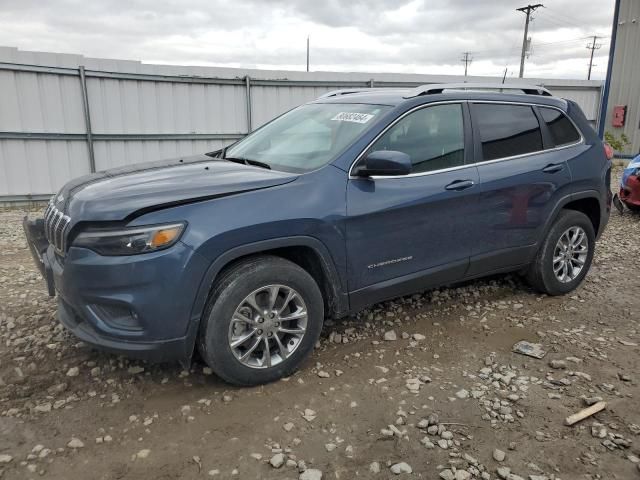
[{"xmin": 24, "ymin": 83, "xmax": 612, "ymax": 385}]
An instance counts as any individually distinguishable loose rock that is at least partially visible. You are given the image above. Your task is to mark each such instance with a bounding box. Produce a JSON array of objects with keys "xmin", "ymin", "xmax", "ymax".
[
  {"xmin": 493, "ymin": 449, "xmax": 506, "ymax": 462},
  {"xmin": 270, "ymin": 453, "xmax": 285, "ymax": 468},
  {"xmin": 299, "ymin": 469, "xmax": 323, "ymax": 480},
  {"xmin": 390, "ymin": 462, "xmax": 412, "ymax": 474}
]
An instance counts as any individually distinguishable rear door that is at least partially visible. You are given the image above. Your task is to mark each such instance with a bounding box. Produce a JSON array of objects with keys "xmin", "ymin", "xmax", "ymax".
[
  {"xmin": 467, "ymin": 102, "xmax": 574, "ymax": 275},
  {"xmin": 345, "ymin": 102, "xmax": 481, "ymax": 309}
]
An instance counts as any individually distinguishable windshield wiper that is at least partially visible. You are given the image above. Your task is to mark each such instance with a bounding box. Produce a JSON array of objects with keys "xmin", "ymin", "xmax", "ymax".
[{"xmin": 224, "ymin": 156, "xmax": 271, "ymax": 170}]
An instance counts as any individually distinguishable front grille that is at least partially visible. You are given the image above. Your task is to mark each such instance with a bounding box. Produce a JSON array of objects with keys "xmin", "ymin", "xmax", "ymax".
[{"xmin": 44, "ymin": 202, "xmax": 71, "ymax": 254}]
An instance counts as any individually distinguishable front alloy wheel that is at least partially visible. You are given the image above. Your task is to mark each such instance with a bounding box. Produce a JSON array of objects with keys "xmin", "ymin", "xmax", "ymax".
[
  {"xmin": 198, "ymin": 255, "xmax": 324, "ymax": 386},
  {"xmin": 229, "ymin": 285, "xmax": 308, "ymax": 368}
]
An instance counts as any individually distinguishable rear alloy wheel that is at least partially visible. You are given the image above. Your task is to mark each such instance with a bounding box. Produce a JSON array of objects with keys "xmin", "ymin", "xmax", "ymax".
[
  {"xmin": 526, "ymin": 210, "xmax": 595, "ymax": 295},
  {"xmin": 198, "ymin": 256, "xmax": 324, "ymax": 386},
  {"xmin": 552, "ymin": 226, "xmax": 589, "ymax": 284}
]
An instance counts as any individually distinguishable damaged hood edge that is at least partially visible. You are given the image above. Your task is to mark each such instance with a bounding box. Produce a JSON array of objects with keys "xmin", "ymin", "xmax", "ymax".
[{"xmin": 61, "ymin": 155, "xmax": 298, "ymax": 223}]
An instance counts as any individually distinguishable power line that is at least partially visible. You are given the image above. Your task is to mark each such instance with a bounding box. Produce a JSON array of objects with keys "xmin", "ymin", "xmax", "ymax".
[
  {"xmin": 540, "ymin": 6, "xmax": 586, "ymax": 30},
  {"xmin": 517, "ymin": 4, "xmax": 544, "ymax": 78},
  {"xmin": 586, "ymin": 35, "xmax": 602, "ymax": 80},
  {"xmin": 461, "ymin": 51, "xmax": 473, "ymax": 76},
  {"xmin": 471, "ymin": 35, "xmax": 595, "ymax": 57},
  {"xmin": 533, "ymin": 12, "xmax": 581, "ymax": 31}
]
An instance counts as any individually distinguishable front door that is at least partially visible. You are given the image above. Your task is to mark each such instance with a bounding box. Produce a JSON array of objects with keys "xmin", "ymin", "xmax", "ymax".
[{"xmin": 345, "ymin": 102, "xmax": 481, "ymax": 310}]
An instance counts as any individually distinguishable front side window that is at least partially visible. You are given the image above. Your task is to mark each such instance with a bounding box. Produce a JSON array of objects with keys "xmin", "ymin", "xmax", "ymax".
[
  {"xmin": 224, "ymin": 103, "xmax": 390, "ymax": 173},
  {"xmin": 474, "ymin": 104, "xmax": 543, "ymax": 161},
  {"xmin": 367, "ymin": 104, "xmax": 465, "ymax": 173},
  {"xmin": 539, "ymin": 107, "xmax": 581, "ymax": 147}
]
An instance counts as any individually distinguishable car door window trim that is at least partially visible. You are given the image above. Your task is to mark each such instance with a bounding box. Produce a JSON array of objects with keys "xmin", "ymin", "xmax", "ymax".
[{"xmin": 347, "ymin": 100, "xmax": 584, "ymax": 180}]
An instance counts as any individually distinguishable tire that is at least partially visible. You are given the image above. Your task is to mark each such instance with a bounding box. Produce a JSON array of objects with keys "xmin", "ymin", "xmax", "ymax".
[
  {"xmin": 526, "ymin": 209, "xmax": 595, "ymax": 296},
  {"xmin": 198, "ymin": 255, "xmax": 324, "ymax": 386}
]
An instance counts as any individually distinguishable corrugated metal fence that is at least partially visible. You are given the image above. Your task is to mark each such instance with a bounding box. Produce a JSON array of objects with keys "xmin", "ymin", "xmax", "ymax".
[{"xmin": 0, "ymin": 47, "xmax": 604, "ymax": 201}]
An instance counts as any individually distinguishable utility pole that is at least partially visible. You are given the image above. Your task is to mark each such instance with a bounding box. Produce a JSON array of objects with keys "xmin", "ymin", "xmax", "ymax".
[
  {"xmin": 586, "ymin": 35, "xmax": 602, "ymax": 80},
  {"xmin": 306, "ymin": 36, "xmax": 310, "ymax": 72},
  {"xmin": 461, "ymin": 52, "xmax": 472, "ymax": 76},
  {"xmin": 516, "ymin": 4, "xmax": 543, "ymax": 78}
]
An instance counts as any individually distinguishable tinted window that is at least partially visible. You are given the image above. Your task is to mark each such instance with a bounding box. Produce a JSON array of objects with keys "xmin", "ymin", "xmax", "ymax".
[
  {"xmin": 539, "ymin": 107, "xmax": 581, "ymax": 146},
  {"xmin": 369, "ymin": 104, "xmax": 464, "ymax": 173},
  {"xmin": 474, "ymin": 104, "xmax": 543, "ymax": 161}
]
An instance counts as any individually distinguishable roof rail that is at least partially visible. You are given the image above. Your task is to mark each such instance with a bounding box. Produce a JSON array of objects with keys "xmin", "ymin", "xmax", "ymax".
[
  {"xmin": 317, "ymin": 88, "xmax": 399, "ymax": 99},
  {"xmin": 403, "ymin": 83, "xmax": 552, "ymax": 98}
]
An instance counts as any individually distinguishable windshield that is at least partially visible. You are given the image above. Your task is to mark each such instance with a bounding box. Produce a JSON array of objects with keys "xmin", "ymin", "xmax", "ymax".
[{"xmin": 224, "ymin": 103, "xmax": 391, "ymax": 173}]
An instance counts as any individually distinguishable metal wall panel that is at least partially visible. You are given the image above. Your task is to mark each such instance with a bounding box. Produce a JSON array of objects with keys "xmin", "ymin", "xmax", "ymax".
[
  {"xmin": 93, "ymin": 139, "xmax": 232, "ymax": 170},
  {"xmin": 604, "ymin": 0, "xmax": 640, "ymax": 154},
  {"xmin": 0, "ymin": 46, "xmax": 605, "ymax": 200},
  {"xmin": 0, "ymin": 70, "xmax": 85, "ymax": 132},
  {"xmin": 251, "ymin": 85, "xmax": 335, "ymax": 127},
  {"xmin": 0, "ymin": 139, "xmax": 90, "ymax": 196},
  {"xmin": 87, "ymin": 80, "xmax": 247, "ymax": 134}
]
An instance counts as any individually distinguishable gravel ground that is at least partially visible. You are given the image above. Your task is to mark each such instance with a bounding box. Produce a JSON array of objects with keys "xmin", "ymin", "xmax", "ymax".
[{"xmin": 0, "ymin": 170, "xmax": 639, "ymax": 480}]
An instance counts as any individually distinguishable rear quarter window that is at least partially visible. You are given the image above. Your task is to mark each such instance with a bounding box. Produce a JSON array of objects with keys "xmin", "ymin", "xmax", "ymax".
[
  {"xmin": 473, "ymin": 104, "xmax": 543, "ymax": 161},
  {"xmin": 539, "ymin": 107, "xmax": 581, "ymax": 147}
]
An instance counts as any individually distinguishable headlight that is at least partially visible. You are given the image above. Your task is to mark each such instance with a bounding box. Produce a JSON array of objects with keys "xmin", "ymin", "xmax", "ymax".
[{"xmin": 74, "ymin": 223, "xmax": 185, "ymax": 256}]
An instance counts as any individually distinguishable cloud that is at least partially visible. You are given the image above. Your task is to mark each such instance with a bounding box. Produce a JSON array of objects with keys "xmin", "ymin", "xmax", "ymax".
[{"xmin": 0, "ymin": 0, "xmax": 614, "ymax": 79}]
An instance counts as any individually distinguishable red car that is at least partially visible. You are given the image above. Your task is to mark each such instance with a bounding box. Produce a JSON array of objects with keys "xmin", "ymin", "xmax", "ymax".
[{"xmin": 616, "ymin": 155, "xmax": 640, "ymax": 212}]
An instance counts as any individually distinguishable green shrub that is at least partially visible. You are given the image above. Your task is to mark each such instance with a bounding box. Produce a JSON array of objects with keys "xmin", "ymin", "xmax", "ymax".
[{"xmin": 604, "ymin": 131, "xmax": 631, "ymax": 152}]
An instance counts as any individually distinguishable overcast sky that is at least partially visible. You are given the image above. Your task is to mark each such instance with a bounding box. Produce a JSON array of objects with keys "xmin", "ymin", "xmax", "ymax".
[{"xmin": 0, "ymin": 0, "xmax": 615, "ymax": 80}]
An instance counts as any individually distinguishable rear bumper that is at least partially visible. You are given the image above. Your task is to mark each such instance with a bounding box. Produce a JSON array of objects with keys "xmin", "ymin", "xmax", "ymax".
[{"xmin": 23, "ymin": 216, "xmax": 208, "ymax": 365}]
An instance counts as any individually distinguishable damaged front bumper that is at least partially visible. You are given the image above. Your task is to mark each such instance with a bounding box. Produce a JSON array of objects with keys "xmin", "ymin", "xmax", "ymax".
[
  {"xmin": 22, "ymin": 215, "xmax": 206, "ymax": 366},
  {"xmin": 22, "ymin": 216, "xmax": 55, "ymax": 296},
  {"xmin": 616, "ymin": 155, "xmax": 640, "ymax": 212},
  {"xmin": 619, "ymin": 175, "xmax": 640, "ymax": 209}
]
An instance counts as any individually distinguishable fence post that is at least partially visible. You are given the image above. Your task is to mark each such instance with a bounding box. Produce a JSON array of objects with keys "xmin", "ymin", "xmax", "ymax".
[
  {"xmin": 245, "ymin": 75, "xmax": 253, "ymax": 133},
  {"xmin": 78, "ymin": 65, "xmax": 96, "ymax": 172}
]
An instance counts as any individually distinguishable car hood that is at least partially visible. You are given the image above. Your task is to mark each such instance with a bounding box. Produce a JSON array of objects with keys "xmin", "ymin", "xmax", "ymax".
[{"xmin": 60, "ymin": 154, "xmax": 298, "ymax": 222}]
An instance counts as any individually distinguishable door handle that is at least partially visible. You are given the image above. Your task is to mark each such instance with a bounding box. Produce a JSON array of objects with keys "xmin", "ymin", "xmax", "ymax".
[
  {"xmin": 542, "ymin": 163, "xmax": 564, "ymax": 174},
  {"xmin": 445, "ymin": 179, "xmax": 475, "ymax": 191}
]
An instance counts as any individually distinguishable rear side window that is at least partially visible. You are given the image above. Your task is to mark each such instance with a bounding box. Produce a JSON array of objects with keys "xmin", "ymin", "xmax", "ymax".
[
  {"xmin": 368, "ymin": 103, "xmax": 465, "ymax": 173},
  {"xmin": 474, "ymin": 104, "xmax": 543, "ymax": 161},
  {"xmin": 539, "ymin": 107, "xmax": 581, "ymax": 147}
]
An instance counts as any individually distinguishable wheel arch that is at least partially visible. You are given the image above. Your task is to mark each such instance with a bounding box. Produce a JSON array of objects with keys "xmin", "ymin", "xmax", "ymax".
[
  {"xmin": 187, "ymin": 236, "xmax": 348, "ymax": 349},
  {"xmin": 561, "ymin": 195, "xmax": 602, "ymax": 237},
  {"xmin": 542, "ymin": 191, "xmax": 603, "ymax": 242}
]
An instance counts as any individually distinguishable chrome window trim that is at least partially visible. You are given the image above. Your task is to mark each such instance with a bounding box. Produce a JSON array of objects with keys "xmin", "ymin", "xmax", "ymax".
[{"xmin": 347, "ymin": 100, "xmax": 584, "ymax": 180}]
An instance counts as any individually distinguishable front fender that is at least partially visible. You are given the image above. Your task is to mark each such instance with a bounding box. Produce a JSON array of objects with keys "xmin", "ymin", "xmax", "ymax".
[{"xmin": 188, "ymin": 235, "xmax": 349, "ymax": 331}]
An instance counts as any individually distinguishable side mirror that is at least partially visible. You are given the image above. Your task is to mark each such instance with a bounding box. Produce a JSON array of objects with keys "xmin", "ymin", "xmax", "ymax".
[{"xmin": 355, "ymin": 150, "xmax": 411, "ymax": 177}]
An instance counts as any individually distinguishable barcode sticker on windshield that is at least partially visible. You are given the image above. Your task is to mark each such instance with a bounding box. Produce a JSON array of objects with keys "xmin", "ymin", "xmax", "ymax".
[{"xmin": 331, "ymin": 112, "xmax": 375, "ymax": 124}]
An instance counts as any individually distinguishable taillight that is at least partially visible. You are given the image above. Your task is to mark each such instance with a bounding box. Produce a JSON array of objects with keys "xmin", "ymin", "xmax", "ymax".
[{"xmin": 604, "ymin": 143, "xmax": 614, "ymax": 160}]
